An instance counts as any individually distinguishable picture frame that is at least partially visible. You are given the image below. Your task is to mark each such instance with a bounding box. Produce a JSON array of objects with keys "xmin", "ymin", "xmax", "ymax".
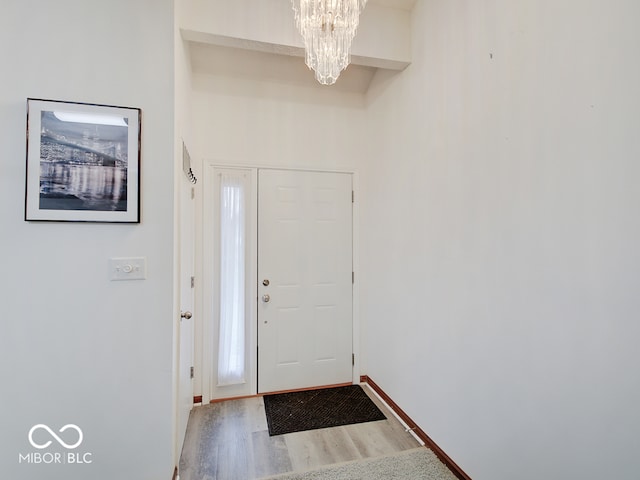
[{"xmin": 25, "ymin": 98, "xmax": 141, "ymax": 223}]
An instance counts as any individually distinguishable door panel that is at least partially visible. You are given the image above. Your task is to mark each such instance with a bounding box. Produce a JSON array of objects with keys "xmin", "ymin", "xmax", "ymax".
[
  {"xmin": 176, "ymin": 167, "xmax": 195, "ymax": 459},
  {"xmin": 258, "ymin": 169, "xmax": 352, "ymax": 393}
]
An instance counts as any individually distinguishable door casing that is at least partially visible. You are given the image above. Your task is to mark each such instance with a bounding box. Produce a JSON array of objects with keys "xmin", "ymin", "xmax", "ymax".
[{"xmin": 200, "ymin": 164, "xmax": 361, "ymax": 402}]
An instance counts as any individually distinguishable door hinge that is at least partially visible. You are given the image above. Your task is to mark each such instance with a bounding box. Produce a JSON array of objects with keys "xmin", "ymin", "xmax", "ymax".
[
  {"xmin": 190, "ymin": 276, "xmax": 195, "ymax": 288},
  {"xmin": 190, "ymin": 366, "xmax": 194, "ymax": 379},
  {"xmin": 352, "ymin": 271, "xmax": 355, "ymax": 284},
  {"xmin": 352, "ymin": 190, "xmax": 355, "ymax": 203},
  {"xmin": 352, "ymin": 353, "xmax": 355, "ymax": 366}
]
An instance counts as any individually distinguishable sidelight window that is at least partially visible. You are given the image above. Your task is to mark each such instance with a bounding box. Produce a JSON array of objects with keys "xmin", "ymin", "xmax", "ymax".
[{"xmin": 217, "ymin": 173, "xmax": 246, "ymax": 386}]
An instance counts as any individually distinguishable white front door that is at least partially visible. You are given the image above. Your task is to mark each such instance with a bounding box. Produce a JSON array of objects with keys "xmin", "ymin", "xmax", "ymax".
[{"xmin": 258, "ymin": 169, "xmax": 353, "ymax": 393}]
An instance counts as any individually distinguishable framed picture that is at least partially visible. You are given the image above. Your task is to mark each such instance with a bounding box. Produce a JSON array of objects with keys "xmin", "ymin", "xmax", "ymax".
[{"xmin": 25, "ymin": 98, "xmax": 141, "ymax": 223}]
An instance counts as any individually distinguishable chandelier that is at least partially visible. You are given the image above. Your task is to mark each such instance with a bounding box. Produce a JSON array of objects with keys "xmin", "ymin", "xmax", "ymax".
[{"xmin": 291, "ymin": 0, "xmax": 368, "ymax": 85}]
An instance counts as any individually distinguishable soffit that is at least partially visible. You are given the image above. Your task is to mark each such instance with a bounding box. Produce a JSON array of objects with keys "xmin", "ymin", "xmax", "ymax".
[
  {"xmin": 183, "ymin": 0, "xmax": 413, "ymax": 94},
  {"xmin": 189, "ymin": 41, "xmax": 377, "ymax": 94}
]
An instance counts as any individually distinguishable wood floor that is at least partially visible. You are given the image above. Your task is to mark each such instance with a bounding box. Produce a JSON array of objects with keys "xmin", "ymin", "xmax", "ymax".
[{"xmin": 179, "ymin": 384, "xmax": 422, "ymax": 480}]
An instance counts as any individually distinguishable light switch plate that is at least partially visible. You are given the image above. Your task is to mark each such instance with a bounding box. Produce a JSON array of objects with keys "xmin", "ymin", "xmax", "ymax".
[{"xmin": 109, "ymin": 257, "xmax": 147, "ymax": 281}]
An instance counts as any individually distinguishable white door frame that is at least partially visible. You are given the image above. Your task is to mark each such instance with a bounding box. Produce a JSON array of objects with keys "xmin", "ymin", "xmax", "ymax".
[{"xmin": 200, "ymin": 162, "xmax": 361, "ymax": 403}]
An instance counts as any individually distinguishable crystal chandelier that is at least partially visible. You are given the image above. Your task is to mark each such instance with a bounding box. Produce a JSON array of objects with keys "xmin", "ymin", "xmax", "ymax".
[{"xmin": 291, "ymin": 0, "xmax": 368, "ymax": 85}]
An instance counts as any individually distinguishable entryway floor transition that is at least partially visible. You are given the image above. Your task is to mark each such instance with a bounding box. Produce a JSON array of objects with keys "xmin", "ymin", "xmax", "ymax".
[{"xmin": 179, "ymin": 384, "xmax": 423, "ymax": 480}]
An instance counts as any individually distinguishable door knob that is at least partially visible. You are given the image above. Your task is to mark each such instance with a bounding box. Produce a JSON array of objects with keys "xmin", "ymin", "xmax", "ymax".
[
  {"xmin": 181, "ymin": 311, "xmax": 192, "ymax": 320},
  {"xmin": 262, "ymin": 294, "xmax": 271, "ymax": 303},
  {"xmin": 262, "ymin": 279, "xmax": 270, "ymax": 286}
]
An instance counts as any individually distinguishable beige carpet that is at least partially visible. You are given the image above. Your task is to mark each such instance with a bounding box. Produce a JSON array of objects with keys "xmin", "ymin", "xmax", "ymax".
[{"xmin": 258, "ymin": 447, "xmax": 458, "ymax": 480}]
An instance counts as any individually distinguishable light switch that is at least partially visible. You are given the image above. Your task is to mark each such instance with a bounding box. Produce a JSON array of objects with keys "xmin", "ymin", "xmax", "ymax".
[{"xmin": 110, "ymin": 257, "xmax": 147, "ymax": 281}]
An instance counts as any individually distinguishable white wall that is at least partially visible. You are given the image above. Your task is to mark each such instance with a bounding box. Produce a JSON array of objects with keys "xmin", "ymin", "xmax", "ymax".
[
  {"xmin": 0, "ymin": 1, "xmax": 175, "ymax": 479},
  {"xmin": 362, "ymin": 1, "xmax": 640, "ymax": 479},
  {"xmin": 191, "ymin": 75, "xmax": 366, "ymax": 171}
]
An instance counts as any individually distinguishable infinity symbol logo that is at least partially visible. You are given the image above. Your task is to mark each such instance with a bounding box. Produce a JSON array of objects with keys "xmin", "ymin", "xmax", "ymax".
[{"xmin": 28, "ymin": 424, "xmax": 83, "ymax": 450}]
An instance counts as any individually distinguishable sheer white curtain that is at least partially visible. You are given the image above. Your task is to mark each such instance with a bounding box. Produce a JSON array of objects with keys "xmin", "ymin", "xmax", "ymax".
[{"xmin": 217, "ymin": 173, "xmax": 246, "ymax": 386}]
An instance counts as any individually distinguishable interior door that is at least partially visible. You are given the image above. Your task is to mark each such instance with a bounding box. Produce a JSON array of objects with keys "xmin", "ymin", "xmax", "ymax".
[
  {"xmin": 176, "ymin": 163, "xmax": 195, "ymax": 460},
  {"xmin": 258, "ymin": 169, "xmax": 353, "ymax": 393}
]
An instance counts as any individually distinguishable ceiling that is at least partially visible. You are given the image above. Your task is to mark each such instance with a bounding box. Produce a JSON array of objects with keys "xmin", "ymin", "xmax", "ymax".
[{"xmin": 370, "ymin": 0, "xmax": 416, "ymax": 10}]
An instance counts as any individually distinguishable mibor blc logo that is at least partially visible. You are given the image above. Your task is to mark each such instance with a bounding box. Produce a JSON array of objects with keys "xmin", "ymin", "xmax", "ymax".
[
  {"xmin": 29, "ymin": 424, "xmax": 83, "ymax": 449},
  {"xmin": 19, "ymin": 424, "xmax": 93, "ymax": 465}
]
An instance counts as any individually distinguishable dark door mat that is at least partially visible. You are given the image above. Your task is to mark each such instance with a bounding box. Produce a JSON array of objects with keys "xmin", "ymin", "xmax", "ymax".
[{"xmin": 263, "ymin": 385, "xmax": 387, "ymax": 436}]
